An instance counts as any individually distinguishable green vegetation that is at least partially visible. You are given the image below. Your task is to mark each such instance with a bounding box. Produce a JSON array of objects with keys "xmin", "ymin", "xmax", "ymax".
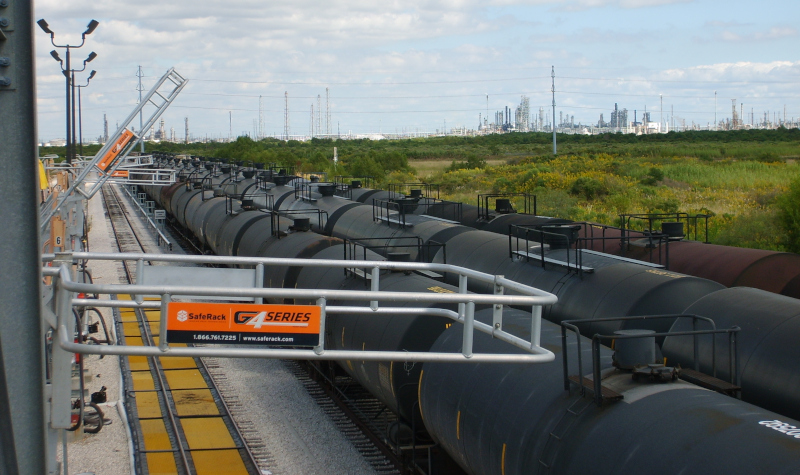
[{"xmin": 40, "ymin": 129, "xmax": 800, "ymax": 251}]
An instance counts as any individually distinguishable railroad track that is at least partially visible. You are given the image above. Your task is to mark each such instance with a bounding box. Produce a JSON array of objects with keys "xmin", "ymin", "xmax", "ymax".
[
  {"xmin": 285, "ymin": 361, "xmax": 402, "ymax": 475},
  {"xmin": 101, "ymin": 184, "xmax": 264, "ymax": 474},
  {"xmin": 107, "ymin": 183, "xmax": 428, "ymax": 474}
]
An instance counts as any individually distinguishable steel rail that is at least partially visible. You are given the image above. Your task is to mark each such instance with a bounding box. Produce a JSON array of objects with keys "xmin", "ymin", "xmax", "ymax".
[
  {"xmin": 103, "ymin": 185, "xmax": 194, "ymax": 473},
  {"xmin": 103, "ymin": 184, "xmax": 260, "ymax": 474}
]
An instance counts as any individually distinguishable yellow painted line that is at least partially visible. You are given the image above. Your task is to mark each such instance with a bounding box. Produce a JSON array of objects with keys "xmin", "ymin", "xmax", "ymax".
[
  {"xmin": 144, "ymin": 309, "xmax": 162, "ymax": 321},
  {"xmin": 418, "ymin": 370, "xmax": 425, "ymax": 424},
  {"xmin": 456, "ymin": 410, "xmax": 461, "ymax": 440},
  {"xmin": 122, "ymin": 322, "xmax": 142, "ymax": 336},
  {"xmin": 192, "ymin": 450, "xmax": 249, "ymax": 475},
  {"xmin": 147, "ymin": 321, "xmax": 161, "ymax": 336},
  {"xmin": 131, "ymin": 371, "xmax": 156, "ymax": 391},
  {"xmin": 139, "ymin": 418, "xmax": 173, "ymax": 450},
  {"xmin": 126, "ymin": 336, "xmax": 145, "ymax": 347},
  {"xmin": 501, "ymin": 443, "xmax": 507, "ymax": 475},
  {"xmin": 182, "ymin": 418, "xmax": 238, "ymax": 449},
  {"xmin": 119, "ymin": 313, "xmax": 139, "ymax": 323},
  {"xmin": 164, "ymin": 369, "xmax": 207, "ymax": 390},
  {"xmin": 127, "ymin": 355, "xmax": 149, "ymax": 371},
  {"xmin": 172, "ymin": 389, "xmax": 220, "ymax": 417},
  {"xmin": 160, "ymin": 357, "xmax": 197, "ymax": 370},
  {"xmin": 135, "ymin": 391, "xmax": 164, "ymax": 419},
  {"xmin": 146, "ymin": 452, "xmax": 179, "ymax": 475}
]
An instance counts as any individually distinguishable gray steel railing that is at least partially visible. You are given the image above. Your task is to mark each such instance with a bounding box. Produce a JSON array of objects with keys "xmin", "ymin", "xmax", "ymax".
[{"xmin": 43, "ymin": 252, "xmax": 557, "ymax": 430}]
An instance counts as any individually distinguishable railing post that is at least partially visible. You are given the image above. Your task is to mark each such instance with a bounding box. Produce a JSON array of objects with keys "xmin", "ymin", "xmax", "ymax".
[
  {"xmin": 693, "ymin": 317, "xmax": 699, "ymax": 371},
  {"xmin": 561, "ymin": 326, "xmax": 570, "ymax": 391},
  {"xmin": 52, "ymin": 264, "xmax": 75, "ymax": 429},
  {"xmin": 592, "ymin": 338, "xmax": 602, "ymax": 406},
  {"xmin": 370, "ymin": 266, "xmax": 380, "ymax": 311},
  {"xmin": 135, "ymin": 258, "xmax": 145, "ymax": 304},
  {"xmin": 462, "ymin": 301, "xmax": 475, "ymax": 358},
  {"xmin": 159, "ymin": 294, "xmax": 171, "ymax": 351},
  {"xmin": 492, "ymin": 276, "xmax": 504, "ymax": 334},
  {"xmin": 315, "ymin": 297, "xmax": 326, "ymax": 355},
  {"xmin": 458, "ymin": 274, "xmax": 468, "ymax": 319},
  {"xmin": 531, "ymin": 305, "xmax": 542, "ymax": 349},
  {"xmin": 254, "ymin": 264, "xmax": 264, "ymax": 304},
  {"xmin": 733, "ymin": 328, "xmax": 741, "ymax": 390}
]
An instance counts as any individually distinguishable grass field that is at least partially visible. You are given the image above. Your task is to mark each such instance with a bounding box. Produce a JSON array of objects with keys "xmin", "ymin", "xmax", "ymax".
[
  {"xmin": 410, "ymin": 158, "xmax": 507, "ymax": 178},
  {"xmin": 417, "ymin": 148, "xmax": 800, "ymax": 251}
]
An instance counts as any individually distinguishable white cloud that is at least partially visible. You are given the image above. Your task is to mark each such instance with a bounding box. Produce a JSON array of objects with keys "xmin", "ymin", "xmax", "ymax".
[{"xmin": 32, "ymin": 0, "xmax": 799, "ymax": 141}]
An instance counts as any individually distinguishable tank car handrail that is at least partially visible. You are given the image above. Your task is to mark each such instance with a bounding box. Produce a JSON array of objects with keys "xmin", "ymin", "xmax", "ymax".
[{"xmin": 561, "ymin": 316, "xmax": 741, "ymax": 407}]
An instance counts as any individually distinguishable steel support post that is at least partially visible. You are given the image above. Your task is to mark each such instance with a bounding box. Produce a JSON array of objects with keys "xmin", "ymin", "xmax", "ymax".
[{"xmin": 0, "ymin": 0, "xmax": 47, "ymax": 472}]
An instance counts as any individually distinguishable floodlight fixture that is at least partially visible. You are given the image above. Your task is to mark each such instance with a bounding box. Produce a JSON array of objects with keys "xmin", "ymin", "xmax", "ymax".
[
  {"xmin": 37, "ymin": 19, "xmax": 53, "ymax": 35},
  {"xmin": 83, "ymin": 20, "xmax": 99, "ymax": 37}
]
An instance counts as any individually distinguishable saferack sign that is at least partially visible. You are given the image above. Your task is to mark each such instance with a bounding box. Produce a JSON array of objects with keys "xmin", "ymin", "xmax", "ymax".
[{"xmin": 166, "ymin": 302, "xmax": 321, "ymax": 347}]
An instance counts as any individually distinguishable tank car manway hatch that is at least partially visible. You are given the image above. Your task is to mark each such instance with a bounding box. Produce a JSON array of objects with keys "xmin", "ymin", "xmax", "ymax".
[
  {"xmin": 40, "ymin": 251, "xmax": 556, "ymax": 474},
  {"xmin": 39, "ymin": 68, "xmax": 187, "ymax": 243}
]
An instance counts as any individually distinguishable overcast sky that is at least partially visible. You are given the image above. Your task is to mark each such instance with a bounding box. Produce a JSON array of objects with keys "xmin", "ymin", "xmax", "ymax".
[{"xmin": 33, "ymin": 0, "xmax": 799, "ymax": 142}]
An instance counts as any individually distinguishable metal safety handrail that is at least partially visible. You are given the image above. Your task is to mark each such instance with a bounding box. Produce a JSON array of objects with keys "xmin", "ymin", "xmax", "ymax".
[
  {"xmin": 561, "ymin": 315, "xmax": 741, "ymax": 406},
  {"xmin": 43, "ymin": 252, "xmax": 557, "ymax": 431},
  {"xmin": 119, "ymin": 185, "xmax": 172, "ymax": 249},
  {"xmin": 43, "ymin": 251, "xmax": 557, "ymax": 354}
]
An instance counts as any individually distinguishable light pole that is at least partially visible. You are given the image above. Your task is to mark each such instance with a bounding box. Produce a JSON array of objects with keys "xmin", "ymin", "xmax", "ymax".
[
  {"xmin": 37, "ymin": 19, "xmax": 99, "ymax": 163},
  {"xmin": 75, "ymin": 70, "xmax": 97, "ymax": 156}
]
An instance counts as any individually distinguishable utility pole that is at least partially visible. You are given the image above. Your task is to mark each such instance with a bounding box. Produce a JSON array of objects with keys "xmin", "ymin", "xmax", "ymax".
[
  {"xmin": 229, "ymin": 111, "xmax": 232, "ymax": 141},
  {"xmin": 258, "ymin": 95, "xmax": 264, "ymax": 140},
  {"xmin": 325, "ymin": 87, "xmax": 331, "ymax": 136},
  {"xmin": 137, "ymin": 65, "xmax": 144, "ymax": 152},
  {"xmin": 660, "ymin": 94, "xmax": 663, "ymax": 133},
  {"xmin": 714, "ymin": 91, "xmax": 717, "ymax": 131},
  {"xmin": 551, "ymin": 66, "xmax": 557, "ymax": 155},
  {"xmin": 317, "ymin": 94, "xmax": 322, "ymax": 137},
  {"xmin": 284, "ymin": 91, "xmax": 290, "ymax": 140}
]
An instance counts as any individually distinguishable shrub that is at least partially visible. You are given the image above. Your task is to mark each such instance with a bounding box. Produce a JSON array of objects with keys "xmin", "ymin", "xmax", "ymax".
[{"xmin": 569, "ymin": 177, "xmax": 607, "ymax": 200}]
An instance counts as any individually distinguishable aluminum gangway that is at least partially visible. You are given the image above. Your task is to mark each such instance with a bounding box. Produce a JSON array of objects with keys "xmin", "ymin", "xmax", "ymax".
[{"xmin": 40, "ymin": 68, "xmax": 188, "ymax": 230}]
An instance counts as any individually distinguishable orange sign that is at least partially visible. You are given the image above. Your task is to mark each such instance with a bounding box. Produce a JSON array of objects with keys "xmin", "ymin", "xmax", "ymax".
[
  {"xmin": 97, "ymin": 129, "xmax": 134, "ymax": 171},
  {"xmin": 166, "ymin": 302, "xmax": 321, "ymax": 346}
]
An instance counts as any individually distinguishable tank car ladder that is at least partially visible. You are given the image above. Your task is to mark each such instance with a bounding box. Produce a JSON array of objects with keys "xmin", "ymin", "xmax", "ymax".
[
  {"xmin": 40, "ymin": 68, "xmax": 188, "ymax": 230},
  {"xmin": 537, "ymin": 396, "xmax": 594, "ymax": 472}
]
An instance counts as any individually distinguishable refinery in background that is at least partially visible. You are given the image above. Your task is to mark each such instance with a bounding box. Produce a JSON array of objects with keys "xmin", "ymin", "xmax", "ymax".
[{"xmin": 41, "ymin": 95, "xmax": 799, "ymax": 147}]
